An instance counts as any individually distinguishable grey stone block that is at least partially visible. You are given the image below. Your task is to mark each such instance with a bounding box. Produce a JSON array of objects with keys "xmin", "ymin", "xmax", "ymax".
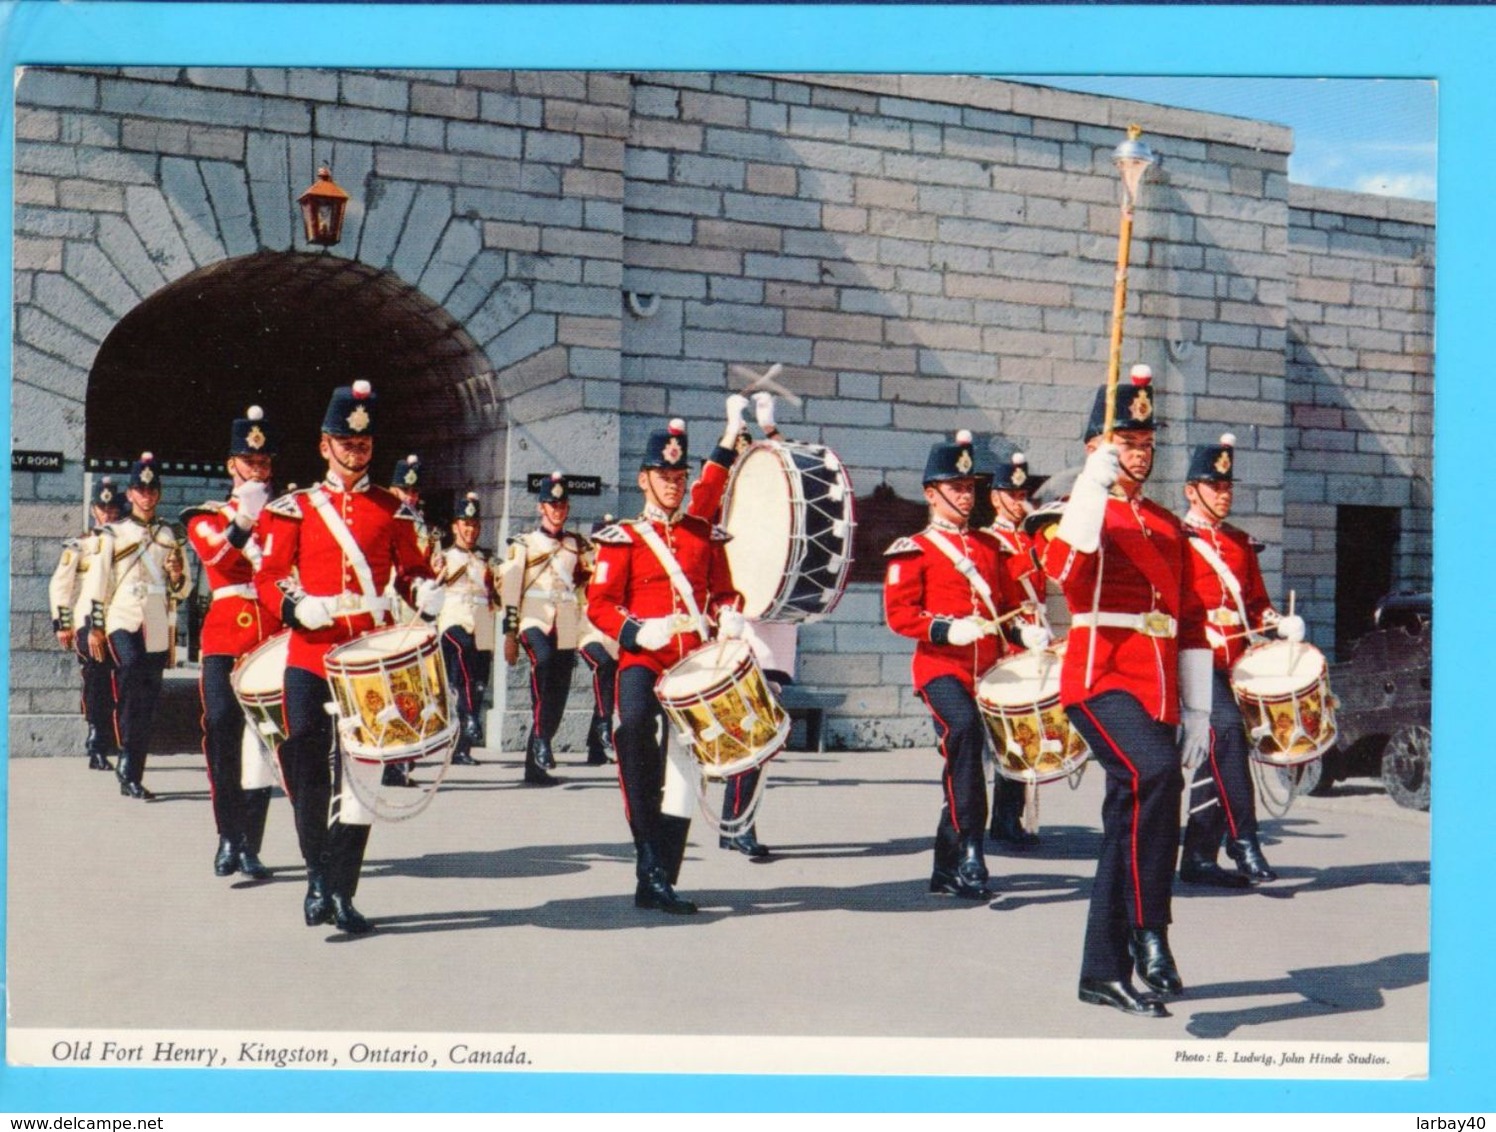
[
  {"xmin": 419, "ymin": 221, "xmax": 484, "ymax": 307},
  {"xmin": 160, "ymin": 156, "xmax": 226, "ymax": 268},
  {"xmin": 392, "ymin": 182, "xmax": 455, "ymax": 286},
  {"xmin": 357, "ymin": 178, "xmax": 416, "ymax": 269},
  {"xmin": 19, "ymin": 69, "xmax": 99, "ymax": 110},
  {"xmin": 245, "ymin": 133, "xmax": 293, "ymax": 251},
  {"xmin": 342, "ymin": 72, "xmax": 410, "ymax": 112},
  {"xmin": 314, "ymin": 104, "xmax": 406, "ymax": 145}
]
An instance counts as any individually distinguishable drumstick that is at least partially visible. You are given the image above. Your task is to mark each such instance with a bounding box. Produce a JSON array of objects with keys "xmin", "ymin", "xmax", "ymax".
[{"xmin": 730, "ymin": 363, "xmax": 803, "ymax": 408}]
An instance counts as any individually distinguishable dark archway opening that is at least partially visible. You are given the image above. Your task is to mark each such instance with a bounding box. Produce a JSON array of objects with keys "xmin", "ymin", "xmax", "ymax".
[{"xmin": 87, "ymin": 251, "xmax": 498, "ymax": 492}]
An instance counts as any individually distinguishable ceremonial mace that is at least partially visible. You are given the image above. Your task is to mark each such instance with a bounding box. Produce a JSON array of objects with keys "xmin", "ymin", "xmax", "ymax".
[
  {"xmin": 1086, "ymin": 125, "xmax": 1156, "ymax": 689},
  {"xmin": 1102, "ymin": 124, "xmax": 1156, "ymax": 439}
]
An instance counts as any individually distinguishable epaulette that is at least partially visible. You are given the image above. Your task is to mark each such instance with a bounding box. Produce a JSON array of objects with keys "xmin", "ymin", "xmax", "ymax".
[
  {"xmin": 394, "ymin": 503, "xmax": 421, "ymax": 523},
  {"xmin": 884, "ymin": 537, "xmax": 921, "ymax": 557},
  {"xmin": 710, "ymin": 524, "xmax": 733, "ymax": 543},
  {"xmin": 266, "ymin": 492, "xmax": 303, "ymax": 519},
  {"xmin": 591, "ymin": 523, "xmax": 632, "ymax": 545},
  {"xmin": 1022, "ymin": 499, "xmax": 1066, "ymax": 538},
  {"xmin": 180, "ymin": 502, "xmax": 227, "ymax": 523}
]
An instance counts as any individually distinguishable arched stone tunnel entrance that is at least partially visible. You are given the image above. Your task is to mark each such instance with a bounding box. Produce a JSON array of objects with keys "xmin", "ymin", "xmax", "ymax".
[
  {"xmin": 82, "ymin": 250, "xmax": 502, "ymax": 750},
  {"xmin": 87, "ymin": 250, "xmax": 500, "ymax": 503}
]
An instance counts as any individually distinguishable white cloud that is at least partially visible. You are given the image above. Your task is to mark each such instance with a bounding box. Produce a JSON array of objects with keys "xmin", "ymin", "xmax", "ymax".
[{"xmin": 1353, "ymin": 171, "xmax": 1437, "ymax": 201}]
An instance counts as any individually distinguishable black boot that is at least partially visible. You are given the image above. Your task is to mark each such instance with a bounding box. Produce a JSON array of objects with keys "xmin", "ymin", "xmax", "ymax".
[
  {"xmin": 1078, "ymin": 977, "xmax": 1170, "ymax": 1018},
  {"xmin": 242, "ymin": 789, "xmax": 272, "ymax": 856},
  {"xmin": 533, "ymin": 734, "xmax": 556, "ymax": 771},
  {"xmin": 929, "ymin": 808, "xmax": 962, "ymax": 895},
  {"xmin": 1226, "ymin": 835, "xmax": 1279, "ymax": 883},
  {"xmin": 116, "ymin": 756, "xmax": 153, "ymax": 800},
  {"xmin": 213, "ymin": 835, "xmax": 239, "ymax": 877},
  {"xmin": 330, "ymin": 891, "xmax": 375, "ymax": 935},
  {"xmin": 1129, "ymin": 927, "xmax": 1184, "ymax": 996},
  {"xmin": 719, "ymin": 826, "xmax": 771, "ymax": 859},
  {"xmin": 327, "ymin": 825, "xmax": 374, "ymax": 934},
  {"xmin": 451, "ymin": 713, "xmax": 478, "ymax": 766},
  {"xmin": 989, "ymin": 779, "xmax": 1040, "ymax": 849},
  {"xmin": 658, "ymin": 814, "xmax": 693, "ymax": 885},
  {"xmin": 523, "ymin": 734, "xmax": 558, "ymax": 786},
  {"xmin": 950, "ymin": 832, "xmax": 994, "ymax": 900},
  {"xmin": 85, "ymin": 725, "xmax": 113, "ymax": 771},
  {"xmin": 586, "ymin": 715, "xmax": 614, "ymax": 765},
  {"xmin": 1179, "ymin": 821, "xmax": 1250, "ymax": 888},
  {"xmin": 634, "ymin": 841, "xmax": 697, "ymax": 915},
  {"xmin": 303, "ymin": 866, "xmax": 332, "ymax": 927}
]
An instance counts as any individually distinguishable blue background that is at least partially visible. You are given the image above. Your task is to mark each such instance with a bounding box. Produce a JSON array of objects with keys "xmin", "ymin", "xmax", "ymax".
[{"xmin": 0, "ymin": 2, "xmax": 1483, "ymax": 1113}]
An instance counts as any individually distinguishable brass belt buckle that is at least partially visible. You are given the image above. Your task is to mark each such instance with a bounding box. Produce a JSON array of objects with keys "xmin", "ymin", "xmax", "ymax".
[
  {"xmin": 1142, "ymin": 611, "xmax": 1171, "ymax": 637},
  {"xmin": 1209, "ymin": 609, "xmax": 1239, "ymax": 627},
  {"xmin": 335, "ymin": 593, "xmax": 359, "ymax": 613}
]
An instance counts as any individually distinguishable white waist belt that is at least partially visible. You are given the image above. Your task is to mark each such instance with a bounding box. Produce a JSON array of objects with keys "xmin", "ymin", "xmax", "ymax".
[
  {"xmin": 212, "ymin": 584, "xmax": 257, "ymax": 601},
  {"xmin": 324, "ymin": 592, "xmax": 393, "ymax": 619},
  {"xmin": 524, "ymin": 587, "xmax": 576, "ymax": 603},
  {"xmin": 130, "ymin": 582, "xmax": 167, "ymax": 597},
  {"xmin": 1072, "ymin": 611, "xmax": 1177, "ymax": 639}
]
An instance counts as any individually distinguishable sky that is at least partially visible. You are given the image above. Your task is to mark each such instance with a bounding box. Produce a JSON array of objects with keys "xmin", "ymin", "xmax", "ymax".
[{"xmin": 1006, "ymin": 76, "xmax": 1436, "ymax": 202}]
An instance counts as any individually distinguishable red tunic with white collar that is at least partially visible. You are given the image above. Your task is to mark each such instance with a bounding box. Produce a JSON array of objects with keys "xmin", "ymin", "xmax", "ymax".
[
  {"xmin": 1182, "ymin": 512, "xmax": 1275, "ymax": 671},
  {"xmin": 884, "ymin": 521, "xmax": 1013, "ymax": 693},
  {"xmin": 185, "ymin": 501, "xmax": 281, "ymax": 657},
  {"xmin": 986, "ymin": 517, "xmax": 1046, "ymax": 628},
  {"xmin": 254, "ymin": 475, "xmax": 434, "ymax": 678},
  {"xmin": 586, "ymin": 505, "xmax": 743, "ymax": 677},
  {"xmin": 1033, "ymin": 494, "xmax": 1209, "ymax": 725}
]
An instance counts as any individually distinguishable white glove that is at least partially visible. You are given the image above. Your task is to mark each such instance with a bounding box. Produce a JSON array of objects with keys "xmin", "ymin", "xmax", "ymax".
[
  {"xmin": 753, "ymin": 390, "xmax": 776, "ymax": 432},
  {"xmin": 295, "ymin": 595, "xmax": 336, "ymax": 631},
  {"xmin": 1080, "ymin": 443, "xmax": 1121, "ymax": 490},
  {"xmin": 718, "ymin": 608, "xmax": 747, "ymax": 640},
  {"xmin": 414, "ymin": 579, "xmax": 445, "ymax": 621},
  {"xmin": 1018, "ymin": 622, "xmax": 1052, "ymax": 652},
  {"xmin": 945, "ymin": 617, "xmax": 987, "ymax": 647},
  {"xmin": 232, "ymin": 480, "xmax": 269, "ymax": 527},
  {"xmin": 1179, "ymin": 709, "xmax": 1211, "ymax": 771},
  {"xmin": 1055, "ymin": 446, "xmax": 1120, "ymax": 555},
  {"xmin": 1276, "ymin": 614, "xmax": 1306, "ymax": 643},
  {"xmin": 720, "ymin": 393, "xmax": 750, "ymax": 448},
  {"xmin": 634, "ymin": 616, "xmax": 675, "ymax": 651}
]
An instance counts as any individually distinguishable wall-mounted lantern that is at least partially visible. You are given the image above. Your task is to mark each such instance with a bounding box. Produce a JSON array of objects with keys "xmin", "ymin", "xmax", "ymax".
[{"xmin": 298, "ymin": 166, "xmax": 351, "ymax": 248}]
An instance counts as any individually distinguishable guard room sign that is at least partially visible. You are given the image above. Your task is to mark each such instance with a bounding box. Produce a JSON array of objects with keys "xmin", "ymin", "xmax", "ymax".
[{"xmin": 12, "ymin": 450, "xmax": 64, "ymax": 473}]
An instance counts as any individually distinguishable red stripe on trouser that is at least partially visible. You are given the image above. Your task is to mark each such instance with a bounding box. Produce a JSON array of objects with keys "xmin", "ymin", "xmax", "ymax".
[
  {"xmin": 520, "ymin": 636, "xmax": 543, "ymax": 733},
  {"xmin": 445, "ymin": 631, "xmax": 474, "ymax": 713},
  {"xmin": 106, "ymin": 636, "xmax": 124, "ymax": 749},
  {"xmin": 1205, "ymin": 728, "xmax": 1241, "ymax": 838},
  {"xmin": 919, "ymin": 689, "xmax": 965, "ymax": 834},
  {"xmin": 197, "ymin": 669, "xmax": 219, "ymax": 812},
  {"xmin": 1077, "ymin": 701, "xmax": 1146, "ymax": 928}
]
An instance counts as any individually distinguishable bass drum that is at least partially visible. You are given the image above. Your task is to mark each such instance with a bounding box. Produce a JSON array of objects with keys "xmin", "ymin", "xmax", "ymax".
[{"xmin": 720, "ymin": 441, "xmax": 856, "ymax": 624}]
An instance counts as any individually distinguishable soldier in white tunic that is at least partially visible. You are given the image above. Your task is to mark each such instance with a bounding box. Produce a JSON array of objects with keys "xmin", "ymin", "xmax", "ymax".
[
  {"xmin": 82, "ymin": 453, "xmax": 192, "ymax": 800},
  {"xmin": 49, "ymin": 476, "xmax": 126, "ymax": 771},
  {"xmin": 498, "ymin": 471, "xmax": 586, "ymax": 786},
  {"xmin": 435, "ymin": 491, "xmax": 499, "ymax": 767}
]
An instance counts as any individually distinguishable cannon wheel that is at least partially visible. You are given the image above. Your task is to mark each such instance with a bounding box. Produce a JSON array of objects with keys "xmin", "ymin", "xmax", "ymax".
[{"xmin": 1381, "ymin": 724, "xmax": 1431, "ymax": 812}]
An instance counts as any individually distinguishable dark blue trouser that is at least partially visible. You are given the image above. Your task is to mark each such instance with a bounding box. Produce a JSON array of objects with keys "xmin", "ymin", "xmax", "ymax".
[
  {"xmin": 1183, "ymin": 670, "xmax": 1259, "ymax": 856},
  {"xmin": 200, "ymin": 654, "xmax": 248, "ymax": 841},
  {"xmin": 917, "ymin": 675, "xmax": 990, "ymax": 840},
  {"xmin": 107, "ymin": 629, "xmax": 167, "ymax": 780},
  {"xmin": 281, "ymin": 665, "xmax": 369, "ymax": 898},
  {"xmin": 520, "ymin": 628, "xmax": 576, "ymax": 743},
  {"xmin": 1067, "ymin": 691, "xmax": 1183, "ymax": 982},
  {"xmin": 75, "ymin": 617, "xmax": 117, "ymax": 755},
  {"xmin": 441, "ymin": 626, "xmax": 491, "ymax": 719},
  {"xmin": 615, "ymin": 664, "xmax": 670, "ymax": 844}
]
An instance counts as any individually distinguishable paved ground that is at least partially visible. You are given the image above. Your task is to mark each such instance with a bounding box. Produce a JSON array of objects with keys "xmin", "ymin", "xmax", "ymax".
[{"xmin": 5, "ymin": 738, "xmax": 1428, "ymax": 1077}]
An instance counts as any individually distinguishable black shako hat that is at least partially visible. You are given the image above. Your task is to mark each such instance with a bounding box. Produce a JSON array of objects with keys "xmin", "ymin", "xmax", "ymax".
[
  {"xmin": 92, "ymin": 475, "xmax": 122, "ymax": 512},
  {"xmin": 535, "ymin": 471, "xmax": 570, "ymax": 503},
  {"xmin": 321, "ymin": 380, "xmax": 377, "ymax": 437},
  {"xmin": 392, "ymin": 454, "xmax": 422, "ymax": 491},
  {"xmin": 127, "ymin": 452, "xmax": 163, "ymax": 492},
  {"xmin": 455, "ymin": 491, "xmax": 482, "ymax": 521},
  {"xmin": 923, "ymin": 429, "xmax": 980, "ymax": 485},
  {"xmin": 990, "ymin": 450, "xmax": 1048, "ymax": 495},
  {"xmin": 1187, "ymin": 433, "xmax": 1237, "ymax": 484},
  {"xmin": 641, "ymin": 419, "xmax": 690, "ymax": 471},
  {"xmin": 1084, "ymin": 364, "xmax": 1158, "ymax": 441},
  {"xmin": 230, "ymin": 405, "xmax": 277, "ymax": 457}
]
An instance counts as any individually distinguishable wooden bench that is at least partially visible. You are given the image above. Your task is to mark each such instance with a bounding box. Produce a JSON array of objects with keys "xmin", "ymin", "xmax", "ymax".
[{"xmin": 778, "ymin": 687, "xmax": 847, "ymax": 754}]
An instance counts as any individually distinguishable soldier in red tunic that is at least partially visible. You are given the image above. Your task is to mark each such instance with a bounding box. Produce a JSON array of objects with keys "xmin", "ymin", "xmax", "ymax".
[
  {"xmin": 183, "ymin": 406, "xmax": 281, "ymax": 880},
  {"xmin": 586, "ymin": 415, "xmax": 746, "ymax": 915},
  {"xmin": 984, "ymin": 450, "xmax": 1052, "ymax": 849},
  {"xmin": 1029, "ymin": 367, "xmax": 1212, "ymax": 1018},
  {"xmin": 1178, "ymin": 434, "xmax": 1303, "ymax": 886},
  {"xmin": 255, "ymin": 381, "xmax": 443, "ymax": 935},
  {"xmin": 884, "ymin": 431, "xmax": 1029, "ymax": 900}
]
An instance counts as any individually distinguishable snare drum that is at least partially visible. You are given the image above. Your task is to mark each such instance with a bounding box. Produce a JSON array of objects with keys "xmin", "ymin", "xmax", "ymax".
[
  {"xmin": 324, "ymin": 625, "xmax": 456, "ymax": 764},
  {"xmin": 976, "ymin": 647, "xmax": 1091, "ymax": 784},
  {"xmin": 1230, "ymin": 640, "xmax": 1337, "ymax": 766},
  {"xmin": 231, "ymin": 630, "xmax": 291, "ymax": 754},
  {"xmin": 720, "ymin": 441, "xmax": 856, "ymax": 624},
  {"xmin": 655, "ymin": 638, "xmax": 790, "ymax": 779}
]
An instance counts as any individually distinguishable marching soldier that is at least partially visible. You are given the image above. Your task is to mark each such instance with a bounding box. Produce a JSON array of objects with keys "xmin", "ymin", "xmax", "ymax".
[
  {"xmin": 1029, "ymin": 367, "xmax": 1211, "ymax": 1018},
  {"xmin": 82, "ymin": 453, "xmax": 192, "ymax": 800},
  {"xmin": 383, "ymin": 454, "xmax": 436, "ymax": 787},
  {"xmin": 984, "ymin": 450, "xmax": 1051, "ymax": 849},
  {"xmin": 578, "ymin": 515, "xmax": 620, "ymax": 767},
  {"xmin": 498, "ymin": 472, "xmax": 587, "ymax": 786},
  {"xmin": 1178, "ymin": 433, "xmax": 1303, "ymax": 887},
  {"xmin": 586, "ymin": 415, "xmax": 747, "ymax": 915},
  {"xmin": 182, "ymin": 406, "xmax": 280, "ymax": 880},
  {"xmin": 48, "ymin": 476, "xmax": 125, "ymax": 771},
  {"xmin": 255, "ymin": 381, "xmax": 443, "ymax": 935},
  {"xmin": 436, "ymin": 491, "xmax": 499, "ymax": 767},
  {"xmin": 884, "ymin": 430, "xmax": 1031, "ymax": 901}
]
